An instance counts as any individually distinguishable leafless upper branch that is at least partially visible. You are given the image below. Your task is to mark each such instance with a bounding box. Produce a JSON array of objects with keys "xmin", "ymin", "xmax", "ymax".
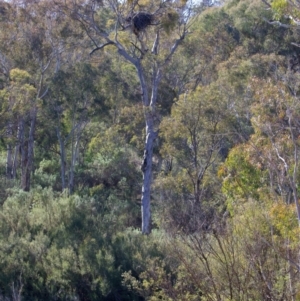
[{"xmin": 90, "ymin": 41, "xmax": 115, "ymax": 55}]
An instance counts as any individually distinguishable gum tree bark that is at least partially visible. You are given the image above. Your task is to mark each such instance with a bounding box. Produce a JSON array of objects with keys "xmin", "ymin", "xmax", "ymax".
[{"xmin": 138, "ymin": 63, "xmax": 161, "ymax": 234}]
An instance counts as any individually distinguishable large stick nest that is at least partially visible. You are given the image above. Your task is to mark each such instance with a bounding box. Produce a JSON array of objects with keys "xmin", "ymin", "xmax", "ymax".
[{"xmin": 126, "ymin": 12, "xmax": 154, "ymax": 33}]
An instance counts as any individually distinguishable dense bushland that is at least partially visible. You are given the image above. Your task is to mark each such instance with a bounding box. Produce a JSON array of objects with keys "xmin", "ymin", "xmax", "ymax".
[{"xmin": 0, "ymin": 0, "xmax": 300, "ymax": 299}]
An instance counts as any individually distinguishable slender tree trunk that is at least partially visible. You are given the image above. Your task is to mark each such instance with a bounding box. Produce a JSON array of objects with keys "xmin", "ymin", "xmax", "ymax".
[
  {"xmin": 56, "ymin": 127, "xmax": 66, "ymax": 191},
  {"xmin": 6, "ymin": 122, "xmax": 13, "ymax": 179},
  {"xmin": 6, "ymin": 144, "xmax": 13, "ymax": 179},
  {"xmin": 20, "ymin": 109, "xmax": 37, "ymax": 192},
  {"xmin": 69, "ymin": 131, "xmax": 80, "ymax": 195},
  {"xmin": 19, "ymin": 117, "xmax": 29, "ymax": 191},
  {"xmin": 12, "ymin": 143, "xmax": 19, "ymax": 180},
  {"xmin": 24, "ymin": 109, "xmax": 37, "ymax": 191},
  {"xmin": 287, "ymin": 239, "xmax": 295, "ymax": 301},
  {"xmin": 69, "ymin": 120, "xmax": 85, "ymax": 194},
  {"xmin": 69, "ymin": 129, "xmax": 75, "ymax": 195}
]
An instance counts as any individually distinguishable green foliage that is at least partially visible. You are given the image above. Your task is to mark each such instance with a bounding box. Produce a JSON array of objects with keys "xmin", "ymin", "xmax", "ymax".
[
  {"xmin": 271, "ymin": 0, "xmax": 300, "ymax": 21},
  {"xmin": 226, "ymin": 0, "xmax": 271, "ymax": 35},
  {"xmin": 0, "ymin": 187, "xmax": 166, "ymax": 300},
  {"xmin": 126, "ymin": 200, "xmax": 300, "ymax": 301},
  {"xmin": 0, "ymin": 0, "xmax": 300, "ymax": 299},
  {"xmin": 34, "ymin": 159, "xmax": 60, "ymax": 189},
  {"xmin": 10, "ymin": 69, "xmax": 31, "ymax": 83},
  {"xmin": 220, "ymin": 144, "xmax": 265, "ymax": 206},
  {"xmin": 161, "ymin": 9, "xmax": 180, "ymax": 34},
  {"xmin": 156, "ymin": 85, "xmax": 230, "ymax": 232},
  {"xmin": 270, "ymin": 202, "xmax": 300, "ymax": 243}
]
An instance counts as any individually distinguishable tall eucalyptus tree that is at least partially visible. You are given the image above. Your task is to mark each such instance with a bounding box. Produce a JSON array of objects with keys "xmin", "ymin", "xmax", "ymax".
[{"xmin": 56, "ymin": 0, "xmax": 198, "ymax": 233}]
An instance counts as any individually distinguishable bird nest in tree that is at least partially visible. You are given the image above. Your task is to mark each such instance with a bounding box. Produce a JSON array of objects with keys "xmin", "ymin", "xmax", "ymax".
[{"xmin": 126, "ymin": 12, "xmax": 154, "ymax": 34}]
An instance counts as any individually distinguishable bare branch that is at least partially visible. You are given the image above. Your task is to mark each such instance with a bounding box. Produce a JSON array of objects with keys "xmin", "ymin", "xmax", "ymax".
[
  {"xmin": 151, "ymin": 30, "xmax": 160, "ymax": 55},
  {"xmin": 39, "ymin": 88, "xmax": 49, "ymax": 99},
  {"xmin": 130, "ymin": 42, "xmax": 145, "ymax": 56},
  {"xmin": 291, "ymin": 42, "xmax": 300, "ymax": 48},
  {"xmin": 90, "ymin": 41, "xmax": 115, "ymax": 55},
  {"xmin": 261, "ymin": 0, "xmax": 272, "ymax": 8},
  {"xmin": 161, "ymin": 33, "xmax": 185, "ymax": 67},
  {"xmin": 272, "ymin": 140, "xmax": 288, "ymax": 171},
  {"xmin": 41, "ymin": 57, "xmax": 53, "ymax": 74},
  {"xmin": 117, "ymin": 44, "xmax": 139, "ymax": 66},
  {"xmin": 74, "ymin": 10, "xmax": 109, "ymax": 39},
  {"xmin": 77, "ymin": 17, "xmax": 100, "ymax": 48},
  {"xmin": 263, "ymin": 18, "xmax": 290, "ymax": 28}
]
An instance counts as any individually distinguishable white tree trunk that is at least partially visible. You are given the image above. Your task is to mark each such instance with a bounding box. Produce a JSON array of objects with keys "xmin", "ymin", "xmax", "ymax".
[
  {"xmin": 141, "ymin": 128, "xmax": 156, "ymax": 234},
  {"xmin": 136, "ymin": 61, "xmax": 161, "ymax": 234}
]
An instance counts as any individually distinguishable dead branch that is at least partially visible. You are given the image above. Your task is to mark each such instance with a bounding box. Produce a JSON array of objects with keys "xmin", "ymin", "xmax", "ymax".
[
  {"xmin": 90, "ymin": 41, "xmax": 115, "ymax": 55},
  {"xmin": 263, "ymin": 18, "xmax": 290, "ymax": 28}
]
